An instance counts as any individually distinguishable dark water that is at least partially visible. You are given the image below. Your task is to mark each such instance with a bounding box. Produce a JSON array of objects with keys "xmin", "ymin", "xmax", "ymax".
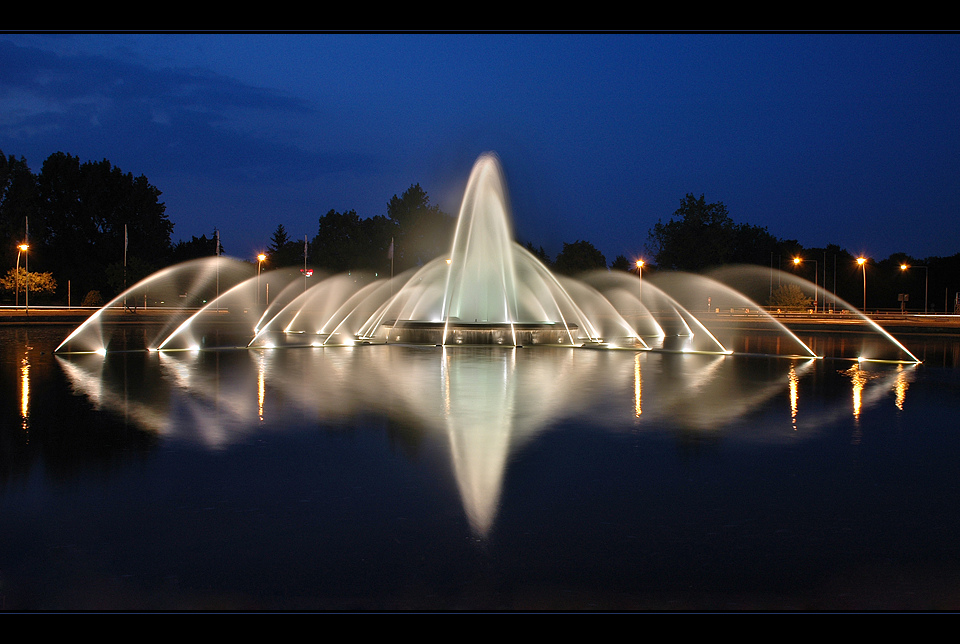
[{"xmin": 2, "ymin": 325, "xmax": 960, "ymax": 610}]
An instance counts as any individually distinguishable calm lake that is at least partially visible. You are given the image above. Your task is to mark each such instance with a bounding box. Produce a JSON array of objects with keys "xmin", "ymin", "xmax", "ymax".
[{"xmin": 2, "ymin": 324, "xmax": 960, "ymax": 610}]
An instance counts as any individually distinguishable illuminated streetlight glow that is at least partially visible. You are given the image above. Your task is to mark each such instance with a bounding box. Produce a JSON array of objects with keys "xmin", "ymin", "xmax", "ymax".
[
  {"xmin": 635, "ymin": 259, "xmax": 644, "ymax": 301},
  {"xmin": 792, "ymin": 256, "xmax": 819, "ymax": 313},
  {"xmin": 857, "ymin": 257, "xmax": 867, "ymax": 312},
  {"xmin": 900, "ymin": 263, "xmax": 929, "ymax": 314},
  {"xmin": 257, "ymin": 253, "xmax": 267, "ymax": 307},
  {"xmin": 16, "ymin": 243, "xmax": 29, "ymax": 311}
]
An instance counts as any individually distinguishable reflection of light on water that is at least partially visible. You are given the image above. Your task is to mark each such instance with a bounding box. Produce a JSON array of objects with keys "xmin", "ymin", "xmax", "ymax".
[
  {"xmin": 788, "ymin": 363, "xmax": 798, "ymax": 430},
  {"xmin": 849, "ymin": 364, "xmax": 867, "ymax": 419},
  {"xmin": 838, "ymin": 362, "xmax": 915, "ymax": 422},
  {"xmin": 258, "ymin": 352, "xmax": 266, "ymax": 422},
  {"xmin": 634, "ymin": 352, "xmax": 642, "ymax": 417},
  {"xmin": 20, "ymin": 353, "xmax": 30, "ymax": 431},
  {"xmin": 56, "ymin": 343, "xmax": 921, "ymax": 539},
  {"xmin": 894, "ymin": 364, "xmax": 909, "ymax": 411}
]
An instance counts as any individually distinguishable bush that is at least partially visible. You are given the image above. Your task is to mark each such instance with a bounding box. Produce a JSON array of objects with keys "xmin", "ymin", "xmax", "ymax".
[
  {"xmin": 769, "ymin": 284, "xmax": 812, "ymax": 311},
  {"xmin": 81, "ymin": 290, "xmax": 104, "ymax": 307}
]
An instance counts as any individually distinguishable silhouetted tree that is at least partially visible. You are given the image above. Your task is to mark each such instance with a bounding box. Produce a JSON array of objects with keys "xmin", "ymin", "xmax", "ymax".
[
  {"xmin": 32, "ymin": 152, "xmax": 172, "ymax": 299},
  {"xmin": 610, "ymin": 254, "xmax": 632, "ymax": 272},
  {"xmin": 386, "ymin": 184, "xmax": 455, "ymax": 271},
  {"xmin": 523, "ymin": 241, "xmax": 553, "ymax": 268},
  {"xmin": 553, "ymin": 240, "xmax": 607, "ymax": 275},
  {"xmin": 170, "ymin": 233, "xmax": 220, "ymax": 263},
  {"xmin": 312, "ymin": 210, "xmax": 395, "ymax": 274},
  {"xmin": 267, "ymin": 224, "xmax": 302, "ymax": 267},
  {"xmin": 648, "ymin": 194, "xmax": 736, "ymax": 271},
  {"xmin": 0, "ymin": 153, "xmax": 37, "ymax": 264}
]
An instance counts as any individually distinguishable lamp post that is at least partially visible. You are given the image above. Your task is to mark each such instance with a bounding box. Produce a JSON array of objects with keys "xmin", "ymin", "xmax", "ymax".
[
  {"xmin": 900, "ymin": 263, "xmax": 929, "ymax": 314},
  {"xmin": 792, "ymin": 256, "xmax": 819, "ymax": 313},
  {"xmin": 257, "ymin": 253, "xmax": 266, "ymax": 307},
  {"xmin": 857, "ymin": 257, "xmax": 867, "ymax": 312},
  {"xmin": 635, "ymin": 259, "xmax": 644, "ymax": 302},
  {"xmin": 16, "ymin": 243, "xmax": 28, "ymax": 311}
]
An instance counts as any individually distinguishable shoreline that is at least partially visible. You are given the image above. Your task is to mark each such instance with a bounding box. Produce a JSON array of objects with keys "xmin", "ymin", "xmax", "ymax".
[{"xmin": 2, "ymin": 306, "xmax": 959, "ymax": 336}]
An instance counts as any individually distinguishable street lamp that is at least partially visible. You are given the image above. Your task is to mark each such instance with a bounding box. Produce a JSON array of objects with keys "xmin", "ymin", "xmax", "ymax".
[
  {"xmin": 635, "ymin": 259, "xmax": 644, "ymax": 301},
  {"xmin": 857, "ymin": 257, "xmax": 867, "ymax": 312},
  {"xmin": 16, "ymin": 243, "xmax": 28, "ymax": 311},
  {"xmin": 256, "ymin": 253, "xmax": 267, "ymax": 307},
  {"xmin": 900, "ymin": 263, "xmax": 929, "ymax": 314},
  {"xmin": 792, "ymin": 256, "xmax": 819, "ymax": 313}
]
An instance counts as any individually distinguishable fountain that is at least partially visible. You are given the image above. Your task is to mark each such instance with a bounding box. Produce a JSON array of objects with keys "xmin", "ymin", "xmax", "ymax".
[
  {"xmin": 55, "ymin": 152, "xmax": 920, "ymax": 364},
  {"xmin": 47, "ymin": 152, "xmax": 931, "ymax": 546}
]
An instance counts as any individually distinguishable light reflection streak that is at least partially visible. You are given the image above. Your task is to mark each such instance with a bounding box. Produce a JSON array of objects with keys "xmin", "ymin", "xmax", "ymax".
[
  {"xmin": 20, "ymin": 352, "xmax": 30, "ymax": 431},
  {"xmin": 838, "ymin": 362, "xmax": 915, "ymax": 421},
  {"xmin": 258, "ymin": 352, "xmax": 266, "ymax": 421},
  {"xmin": 56, "ymin": 346, "xmax": 914, "ymax": 537},
  {"xmin": 789, "ymin": 363, "xmax": 799, "ymax": 430},
  {"xmin": 634, "ymin": 352, "xmax": 642, "ymax": 417},
  {"xmin": 894, "ymin": 364, "xmax": 910, "ymax": 411},
  {"xmin": 849, "ymin": 364, "xmax": 867, "ymax": 419}
]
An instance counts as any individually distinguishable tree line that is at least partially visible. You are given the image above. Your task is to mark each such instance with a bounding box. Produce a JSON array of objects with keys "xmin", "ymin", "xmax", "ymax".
[
  {"xmin": 0, "ymin": 151, "xmax": 174, "ymax": 304},
  {"xmin": 2, "ymin": 150, "xmax": 957, "ymax": 312},
  {"xmin": 642, "ymin": 193, "xmax": 960, "ymax": 312}
]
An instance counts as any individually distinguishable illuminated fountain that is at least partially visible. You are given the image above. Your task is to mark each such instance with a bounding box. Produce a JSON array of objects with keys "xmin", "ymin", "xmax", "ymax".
[
  {"xmin": 55, "ymin": 152, "xmax": 920, "ymax": 364},
  {"xmin": 50, "ymin": 151, "xmax": 925, "ymax": 541},
  {"xmin": 252, "ymin": 153, "xmax": 639, "ymax": 348}
]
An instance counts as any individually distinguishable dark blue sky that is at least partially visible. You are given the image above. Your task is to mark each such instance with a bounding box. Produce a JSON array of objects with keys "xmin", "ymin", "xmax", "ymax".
[{"xmin": 2, "ymin": 33, "xmax": 958, "ymax": 264}]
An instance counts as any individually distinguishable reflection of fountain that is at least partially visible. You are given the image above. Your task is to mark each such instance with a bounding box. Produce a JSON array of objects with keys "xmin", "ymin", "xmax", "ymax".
[{"xmin": 56, "ymin": 344, "xmax": 919, "ymax": 538}]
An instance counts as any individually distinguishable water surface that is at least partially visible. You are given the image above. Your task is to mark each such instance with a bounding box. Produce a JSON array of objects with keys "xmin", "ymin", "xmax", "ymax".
[{"xmin": 2, "ymin": 326, "xmax": 959, "ymax": 610}]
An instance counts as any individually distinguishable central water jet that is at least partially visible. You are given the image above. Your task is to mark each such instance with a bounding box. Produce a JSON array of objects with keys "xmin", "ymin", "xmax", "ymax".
[{"xmin": 354, "ymin": 153, "xmax": 631, "ymax": 347}]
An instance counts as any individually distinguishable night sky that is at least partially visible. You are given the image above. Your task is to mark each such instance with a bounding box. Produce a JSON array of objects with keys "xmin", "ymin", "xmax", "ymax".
[{"xmin": 2, "ymin": 33, "xmax": 959, "ymax": 264}]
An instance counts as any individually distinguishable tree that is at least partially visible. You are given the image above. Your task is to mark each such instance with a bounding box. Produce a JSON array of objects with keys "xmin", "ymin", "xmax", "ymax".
[
  {"xmin": 730, "ymin": 222, "xmax": 784, "ymax": 267},
  {"xmin": 648, "ymin": 194, "xmax": 736, "ymax": 271},
  {"xmin": 267, "ymin": 224, "xmax": 302, "ymax": 267},
  {"xmin": 553, "ymin": 240, "xmax": 607, "ymax": 275},
  {"xmin": 0, "ymin": 153, "xmax": 37, "ymax": 265},
  {"xmin": 0, "ymin": 267, "xmax": 57, "ymax": 299},
  {"xmin": 33, "ymin": 152, "xmax": 172, "ymax": 299},
  {"xmin": 386, "ymin": 184, "xmax": 455, "ymax": 271},
  {"xmin": 105, "ymin": 256, "xmax": 154, "ymax": 294},
  {"xmin": 312, "ymin": 210, "xmax": 395, "ymax": 274},
  {"xmin": 523, "ymin": 241, "xmax": 553, "ymax": 268},
  {"xmin": 170, "ymin": 233, "xmax": 222, "ymax": 264},
  {"xmin": 610, "ymin": 254, "xmax": 633, "ymax": 272},
  {"xmin": 81, "ymin": 290, "xmax": 103, "ymax": 307},
  {"xmin": 769, "ymin": 284, "xmax": 812, "ymax": 310}
]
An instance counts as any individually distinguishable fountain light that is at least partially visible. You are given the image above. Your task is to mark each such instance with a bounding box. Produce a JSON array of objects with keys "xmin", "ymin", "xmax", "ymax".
[{"xmin": 52, "ymin": 153, "xmax": 921, "ymax": 363}]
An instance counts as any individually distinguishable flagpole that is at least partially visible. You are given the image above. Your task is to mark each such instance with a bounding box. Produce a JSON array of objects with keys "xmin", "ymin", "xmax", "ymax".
[
  {"xmin": 388, "ymin": 236, "xmax": 394, "ymax": 297},
  {"xmin": 215, "ymin": 228, "xmax": 220, "ymax": 313},
  {"xmin": 123, "ymin": 223, "xmax": 128, "ymax": 311},
  {"xmin": 24, "ymin": 217, "xmax": 29, "ymax": 313}
]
